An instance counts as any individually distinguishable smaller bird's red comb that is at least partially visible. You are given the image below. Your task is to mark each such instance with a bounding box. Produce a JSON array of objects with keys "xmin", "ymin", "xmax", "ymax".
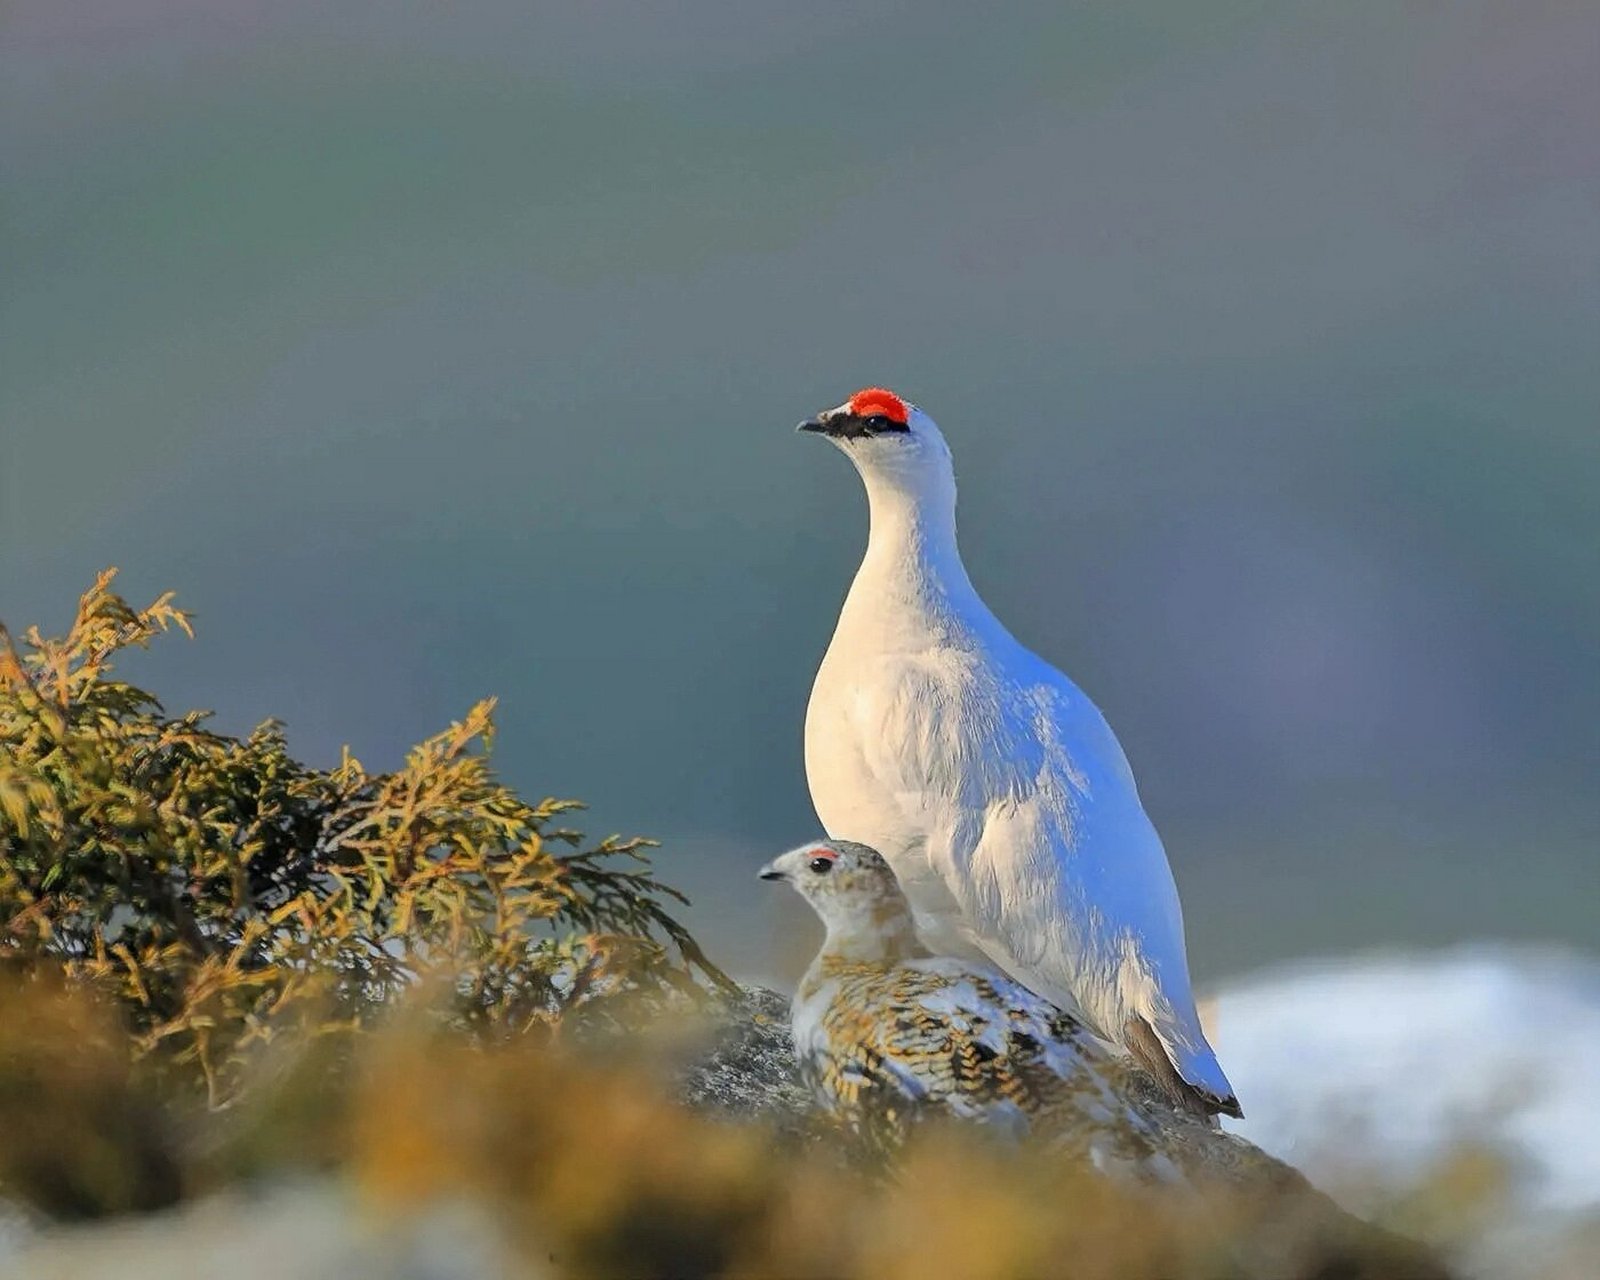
[{"xmin": 848, "ymin": 387, "xmax": 909, "ymax": 424}]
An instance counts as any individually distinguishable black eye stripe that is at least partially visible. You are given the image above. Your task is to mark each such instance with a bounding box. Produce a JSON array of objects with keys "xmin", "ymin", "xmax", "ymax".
[{"xmin": 823, "ymin": 412, "xmax": 910, "ymax": 439}]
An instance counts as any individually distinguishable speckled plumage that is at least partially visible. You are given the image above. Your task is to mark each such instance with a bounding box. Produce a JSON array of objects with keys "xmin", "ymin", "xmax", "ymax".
[{"xmin": 761, "ymin": 840, "xmax": 1174, "ymax": 1175}]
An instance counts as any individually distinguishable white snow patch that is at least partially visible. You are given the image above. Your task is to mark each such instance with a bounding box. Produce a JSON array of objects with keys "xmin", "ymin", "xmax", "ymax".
[{"xmin": 1209, "ymin": 944, "xmax": 1600, "ymax": 1275}]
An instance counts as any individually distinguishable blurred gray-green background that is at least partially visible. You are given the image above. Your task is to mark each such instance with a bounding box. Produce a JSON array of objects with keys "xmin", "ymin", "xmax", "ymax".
[{"xmin": 3, "ymin": 1, "xmax": 1595, "ymax": 985}]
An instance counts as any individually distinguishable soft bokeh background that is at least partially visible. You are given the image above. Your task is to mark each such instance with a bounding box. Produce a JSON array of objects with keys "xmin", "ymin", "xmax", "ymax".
[{"xmin": 3, "ymin": 0, "xmax": 1596, "ymax": 987}]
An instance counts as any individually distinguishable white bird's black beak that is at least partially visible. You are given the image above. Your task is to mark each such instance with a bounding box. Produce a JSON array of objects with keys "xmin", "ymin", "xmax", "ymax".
[{"xmin": 758, "ymin": 862, "xmax": 787, "ymax": 882}]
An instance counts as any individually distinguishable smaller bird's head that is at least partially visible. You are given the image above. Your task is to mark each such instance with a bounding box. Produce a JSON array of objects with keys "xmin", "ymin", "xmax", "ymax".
[
  {"xmin": 759, "ymin": 839, "xmax": 921, "ymax": 958},
  {"xmin": 798, "ymin": 387, "xmax": 954, "ymax": 497}
]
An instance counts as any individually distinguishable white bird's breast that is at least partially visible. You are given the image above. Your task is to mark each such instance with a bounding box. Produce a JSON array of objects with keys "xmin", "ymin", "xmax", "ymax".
[
  {"xmin": 807, "ymin": 619, "xmax": 963, "ymax": 948},
  {"xmin": 804, "ymin": 581, "xmax": 1192, "ymax": 1038}
]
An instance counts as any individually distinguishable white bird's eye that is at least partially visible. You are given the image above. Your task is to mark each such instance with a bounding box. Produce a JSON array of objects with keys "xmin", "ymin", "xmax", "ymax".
[{"xmin": 808, "ymin": 856, "xmax": 836, "ymax": 875}]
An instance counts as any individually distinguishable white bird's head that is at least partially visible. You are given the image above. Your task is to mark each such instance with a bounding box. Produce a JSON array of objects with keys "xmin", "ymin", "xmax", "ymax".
[
  {"xmin": 759, "ymin": 838, "xmax": 923, "ymax": 959},
  {"xmin": 798, "ymin": 387, "xmax": 955, "ymax": 505}
]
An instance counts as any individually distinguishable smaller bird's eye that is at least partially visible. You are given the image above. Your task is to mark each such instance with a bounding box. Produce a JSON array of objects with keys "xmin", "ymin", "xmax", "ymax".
[
  {"xmin": 808, "ymin": 856, "xmax": 835, "ymax": 875},
  {"xmin": 865, "ymin": 415, "xmax": 889, "ymax": 429}
]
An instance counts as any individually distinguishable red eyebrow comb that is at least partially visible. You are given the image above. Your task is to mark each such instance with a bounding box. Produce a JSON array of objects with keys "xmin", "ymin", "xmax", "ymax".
[{"xmin": 848, "ymin": 387, "xmax": 908, "ymax": 424}]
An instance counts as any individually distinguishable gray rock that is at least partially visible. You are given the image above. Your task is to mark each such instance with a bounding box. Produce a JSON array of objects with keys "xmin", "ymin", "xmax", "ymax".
[{"xmin": 676, "ymin": 986, "xmax": 811, "ymax": 1126}]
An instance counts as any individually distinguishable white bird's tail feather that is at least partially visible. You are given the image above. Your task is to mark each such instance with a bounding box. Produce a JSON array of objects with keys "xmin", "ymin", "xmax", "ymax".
[{"xmin": 1125, "ymin": 1015, "xmax": 1242, "ymax": 1121}]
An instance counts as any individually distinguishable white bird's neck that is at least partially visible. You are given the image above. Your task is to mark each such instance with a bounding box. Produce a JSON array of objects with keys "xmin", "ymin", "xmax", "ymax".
[{"xmin": 841, "ymin": 464, "xmax": 990, "ymax": 644}]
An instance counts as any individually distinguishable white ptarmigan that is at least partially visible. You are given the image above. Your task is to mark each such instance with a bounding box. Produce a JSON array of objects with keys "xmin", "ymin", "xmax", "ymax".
[
  {"xmin": 799, "ymin": 387, "xmax": 1240, "ymax": 1118},
  {"xmin": 758, "ymin": 838, "xmax": 1172, "ymax": 1170}
]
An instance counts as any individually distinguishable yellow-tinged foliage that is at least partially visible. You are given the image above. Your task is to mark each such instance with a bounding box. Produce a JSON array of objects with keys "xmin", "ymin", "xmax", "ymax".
[{"xmin": 0, "ymin": 571, "xmax": 726, "ymax": 1106}]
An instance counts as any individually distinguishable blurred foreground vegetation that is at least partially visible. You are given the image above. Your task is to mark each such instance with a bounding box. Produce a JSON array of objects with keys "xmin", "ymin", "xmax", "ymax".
[
  {"xmin": 0, "ymin": 574, "xmax": 1488, "ymax": 1279},
  {"xmin": 0, "ymin": 973, "xmax": 1455, "ymax": 1280}
]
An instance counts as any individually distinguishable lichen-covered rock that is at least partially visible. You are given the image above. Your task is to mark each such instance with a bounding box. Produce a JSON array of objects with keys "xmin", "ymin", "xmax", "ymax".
[{"xmin": 675, "ymin": 986, "xmax": 811, "ymax": 1127}]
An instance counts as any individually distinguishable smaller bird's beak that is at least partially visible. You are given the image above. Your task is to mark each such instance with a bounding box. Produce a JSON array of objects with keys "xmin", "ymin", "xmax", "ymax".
[
  {"xmin": 796, "ymin": 416, "xmax": 827, "ymax": 434},
  {"xmin": 757, "ymin": 861, "xmax": 787, "ymax": 882}
]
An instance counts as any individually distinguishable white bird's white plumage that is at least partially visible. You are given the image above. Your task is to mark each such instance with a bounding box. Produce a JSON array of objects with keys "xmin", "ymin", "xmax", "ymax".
[
  {"xmin": 799, "ymin": 390, "xmax": 1240, "ymax": 1117},
  {"xmin": 758, "ymin": 839, "xmax": 1174, "ymax": 1173}
]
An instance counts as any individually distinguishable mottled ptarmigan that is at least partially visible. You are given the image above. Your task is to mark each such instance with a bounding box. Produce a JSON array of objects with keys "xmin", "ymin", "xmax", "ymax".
[
  {"xmin": 760, "ymin": 838, "xmax": 1174, "ymax": 1172},
  {"xmin": 799, "ymin": 387, "xmax": 1239, "ymax": 1119}
]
